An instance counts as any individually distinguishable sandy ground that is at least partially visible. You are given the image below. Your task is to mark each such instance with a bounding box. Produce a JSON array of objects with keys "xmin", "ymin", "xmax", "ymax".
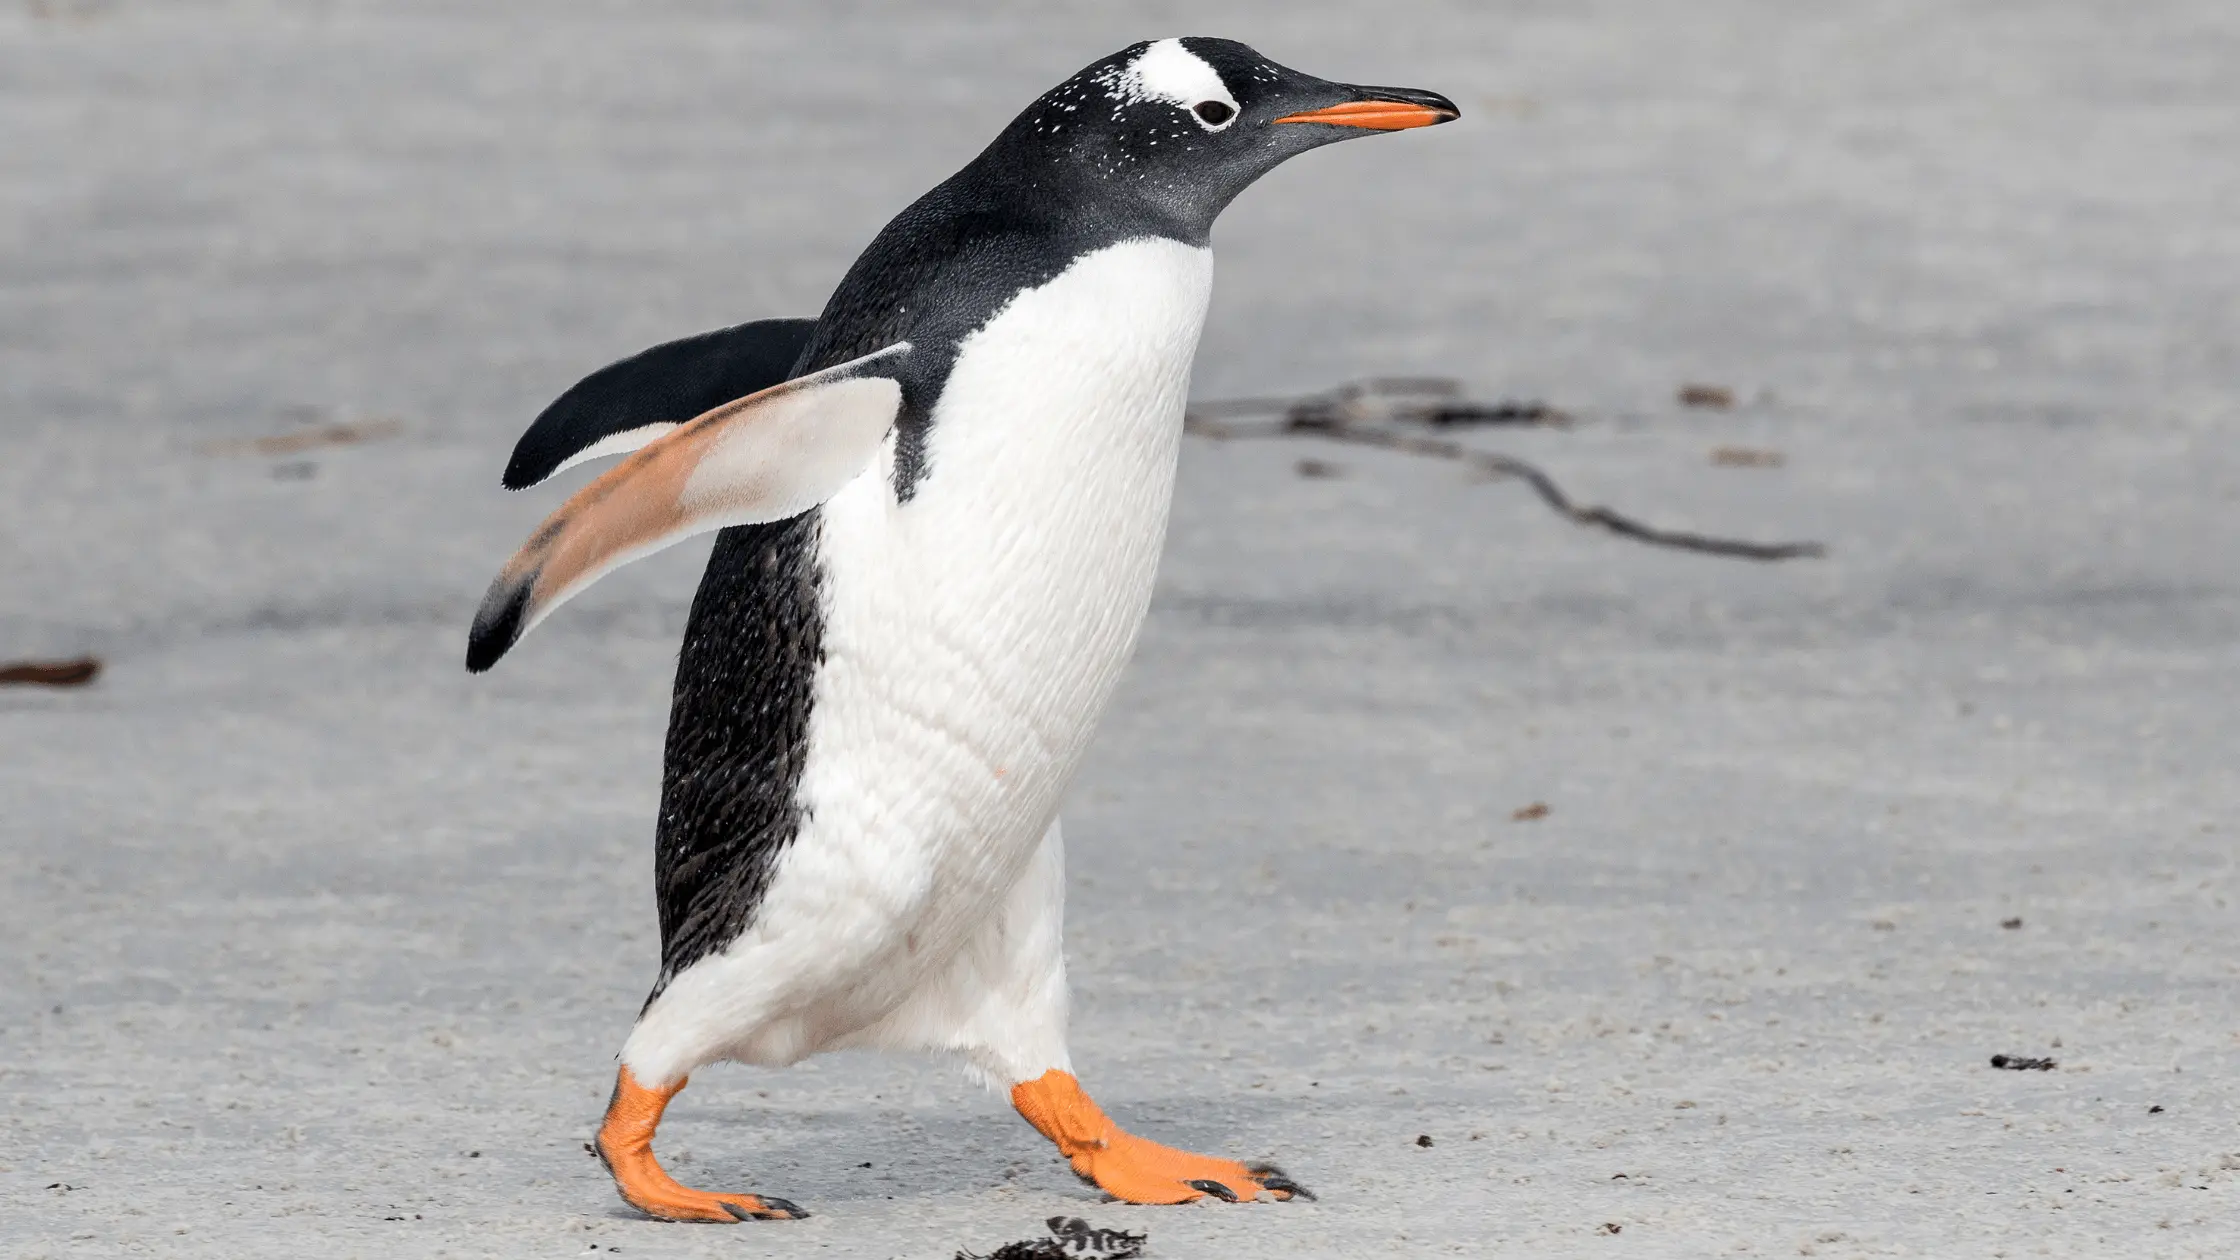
[{"xmin": 4, "ymin": 2, "xmax": 2238, "ymax": 1257}]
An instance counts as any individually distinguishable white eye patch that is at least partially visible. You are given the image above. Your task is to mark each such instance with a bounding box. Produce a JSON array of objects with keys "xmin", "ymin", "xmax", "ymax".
[{"xmin": 1098, "ymin": 37, "xmax": 1239, "ymax": 131}]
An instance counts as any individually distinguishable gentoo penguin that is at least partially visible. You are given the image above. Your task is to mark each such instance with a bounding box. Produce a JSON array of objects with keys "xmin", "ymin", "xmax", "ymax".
[{"xmin": 468, "ymin": 37, "xmax": 1455, "ymax": 1220}]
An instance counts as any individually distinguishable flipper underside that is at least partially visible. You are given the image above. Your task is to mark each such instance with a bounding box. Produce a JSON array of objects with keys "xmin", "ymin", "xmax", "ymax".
[{"xmin": 467, "ymin": 341, "xmax": 910, "ymax": 672}]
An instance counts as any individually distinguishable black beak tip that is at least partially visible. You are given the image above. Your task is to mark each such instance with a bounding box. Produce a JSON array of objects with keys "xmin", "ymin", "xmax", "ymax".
[{"xmin": 1359, "ymin": 84, "xmax": 1462, "ymax": 123}]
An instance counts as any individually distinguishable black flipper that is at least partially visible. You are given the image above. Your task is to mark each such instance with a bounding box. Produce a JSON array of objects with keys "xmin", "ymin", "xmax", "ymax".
[{"xmin": 502, "ymin": 317, "xmax": 818, "ymax": 490}]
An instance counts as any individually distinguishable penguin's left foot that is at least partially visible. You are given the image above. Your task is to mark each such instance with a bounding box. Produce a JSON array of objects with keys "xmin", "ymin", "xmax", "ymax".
[
  {"xmin": 1011, "ymin": 1069, "xmax": 1314, "ymax": 1205},
  {"xmin": 595, "ymin": 1067, "xmax": 808, "ymax": 1223}
]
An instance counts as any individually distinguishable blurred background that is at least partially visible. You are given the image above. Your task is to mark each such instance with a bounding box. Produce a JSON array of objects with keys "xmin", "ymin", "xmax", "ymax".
[{"xmin": 4, "ymin": 3, "xmax": 2236, "ymax": 1257}]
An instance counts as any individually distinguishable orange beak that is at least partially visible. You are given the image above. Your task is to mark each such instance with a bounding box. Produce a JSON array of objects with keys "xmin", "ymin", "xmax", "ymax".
[{"xmin": 1273, "ymin": 98, "xmax": 1459, "ymax": 131}]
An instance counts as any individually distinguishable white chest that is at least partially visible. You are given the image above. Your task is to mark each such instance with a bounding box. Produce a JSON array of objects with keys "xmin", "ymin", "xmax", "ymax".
[{"xmin": 757, "ymin": 238, "xmax": 1211, "ymax": 986}]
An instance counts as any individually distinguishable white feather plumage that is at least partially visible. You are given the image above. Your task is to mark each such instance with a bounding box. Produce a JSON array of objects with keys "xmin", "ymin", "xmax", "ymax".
[{"xmin": 623, "ymin": 238, "xmax": 1213, "ymax": 1088}]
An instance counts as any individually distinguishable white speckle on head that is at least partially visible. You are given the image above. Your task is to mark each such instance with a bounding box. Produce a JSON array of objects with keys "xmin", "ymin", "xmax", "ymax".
[{"xmin": 1095, "ymin": 37, "xmax": 1238, "ymax": 131}]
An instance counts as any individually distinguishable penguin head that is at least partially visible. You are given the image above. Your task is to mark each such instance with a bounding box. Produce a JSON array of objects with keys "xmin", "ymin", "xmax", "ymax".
[{"xmin": 986, "ymin": 38, "xmax": 1459, "ymax": 236}]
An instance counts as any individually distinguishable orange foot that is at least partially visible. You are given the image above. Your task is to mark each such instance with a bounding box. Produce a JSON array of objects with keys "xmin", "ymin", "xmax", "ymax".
[
  {"xmin": 593, "ymin": 1066, "xmax": 806, "ymax": 1223},
  {"xmin": 1011, "ymin": 1068, "xmax": 1313, "ymax": 1205}
]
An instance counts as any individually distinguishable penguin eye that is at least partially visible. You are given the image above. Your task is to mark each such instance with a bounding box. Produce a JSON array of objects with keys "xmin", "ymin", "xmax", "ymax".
[{"xmin": 1192, "ymin": 100, "xmax": 1235, "ymax": 127}]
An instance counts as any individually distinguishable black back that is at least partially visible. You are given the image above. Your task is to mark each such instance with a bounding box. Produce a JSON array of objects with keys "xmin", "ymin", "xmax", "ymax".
[{"xmin": 651, "ymin": 514, "xmax": 824, "ymax": 995}]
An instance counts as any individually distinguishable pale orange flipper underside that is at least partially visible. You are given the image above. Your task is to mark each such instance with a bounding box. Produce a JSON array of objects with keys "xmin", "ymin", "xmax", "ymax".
[
  {"xmin": 1011, "ymin": 1068, "xmax": 1311, "ymax": 1205},
  {"xmin": 594, "ymin": 1067, "xmax": 805, "ymax": 1222}
]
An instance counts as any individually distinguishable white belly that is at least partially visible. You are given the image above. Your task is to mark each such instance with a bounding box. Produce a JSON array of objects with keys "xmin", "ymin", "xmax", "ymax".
[{"xmin": 657, "ymin": 238, "xmax": 1213, "ymax": 1062}]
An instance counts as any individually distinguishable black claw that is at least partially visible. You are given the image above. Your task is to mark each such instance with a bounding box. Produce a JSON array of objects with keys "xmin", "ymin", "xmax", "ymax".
[
  {"xmin": 1247, "ymin": 1163, "xmax": 1316, "ymax": 1201},
  {"xmin": 1184, "ymin": 1178, "xmax": 1240, "ymax": 1202},
  {"xmin": 718, "ymin": 1197, "xmax": 807, "ymax": 1221}
]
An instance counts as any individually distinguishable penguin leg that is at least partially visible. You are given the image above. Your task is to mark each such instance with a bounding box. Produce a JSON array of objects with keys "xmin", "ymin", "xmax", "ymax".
[
  {"xmin": 863, "ymin": 819, "xmax": 1309, "ymax": 1205},
  {"xmin": 593, "ymin": 1067, "xmax": 807, "ymax": 1223},
  {"xmin": 847, "ymin": 818, "xmax": 1075, "ymax": 1082}
]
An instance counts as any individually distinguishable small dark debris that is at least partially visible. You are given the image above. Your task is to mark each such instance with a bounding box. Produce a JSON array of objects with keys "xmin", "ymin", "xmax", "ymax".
[
  {"xmin": 1048, "ymin": 1218, "xmax": 1146, "ymax": 1258},
  {"xmin": 467, "ymin": 1150, "xmax": 481, "ymax": 1158},
  {"xmin": 2149, "ymin": 1105, "xmax": 2165, "ymax": 1114},
  {"xmin": 1416, "ymin": 1134, "xmax": 1435, "ymax": 1148},
  {"xmin": 1709, "ymin": 445, "xmax": 1784, "ymax": 468},
  {"xmin": 0, "ymin": 657, "xmax": 101, "ymax": 687},
  {"xmin": 1294, "ymin": 458, "xmax": 1344, "ymax": 479},
  {"xmin": 1425, "ymin": 399, "xmax": 1571, "ymax": 428},
  {"xmin": 1598, "ymin": 1222, "xmax": 1624, "ymax": 1235},
  {"xmin": 956, "ymin": 1216, "xmax": 1146, "ymax": 1260},
  {"xmin": 200, "ymin": 417, "xmax": 403, "ymax": 457},
  {"xmin": 583, "ymin": 1142, "xmax": 596, "ymax": 1157},
  {"xmin": 1990, "ymin": 1055, "xmax": 2057, "ymax": 1071},
  {"xmin": 47, "ymin": 1183, "xmax": 72, "ymax": 1191},
  {"xmin": 1512, "ymin": 802, "xmax": 1550, "ymax": 822},
  {"xmin": 1611, "ymin": 1172, "xmax": 1629, "ymax": 1180},
  {"xmin": 1678, "ymin": 383, "xmax": 1735, "ymax": 409},
  {"xmin": 858, "ymin": 1161, "xmax": 873, "ymax": 1168},
  {"xmin": 2001, "ymin": 917, "xmax": 2024, "ymax": 930},
  {"xmin": 1219, "ymin": 378, "xmax": 1566, "ymax": 432},
  {"xmin": 957, "ymin": 1243, "xmax": 1065, "ymax": 1260}
]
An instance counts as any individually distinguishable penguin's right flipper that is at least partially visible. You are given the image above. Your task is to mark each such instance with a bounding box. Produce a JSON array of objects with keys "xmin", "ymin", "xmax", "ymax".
[
  {"xmin": 466, "ymin": 341, "xmax": 910, "ymax": 673},
  {"xmin": 502, "ymin": 318, "xmax": 819, "ymax": 490}
]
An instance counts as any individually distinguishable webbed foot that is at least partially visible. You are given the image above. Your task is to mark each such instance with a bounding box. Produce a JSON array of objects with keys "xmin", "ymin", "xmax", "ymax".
[
  {"xmin": 1011, "ymin": 1069, "xmax": 1313, "ymax": 1205},
  {"xmin": 595, "ymin": 1067, "xmax": 807, "ymax": 1222}
]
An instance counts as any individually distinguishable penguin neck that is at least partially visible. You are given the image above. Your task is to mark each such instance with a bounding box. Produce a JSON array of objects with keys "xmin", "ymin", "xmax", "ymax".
[{"xmin": 956, "ymin": 128, "xmax": 1221, "ymax": 248}]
